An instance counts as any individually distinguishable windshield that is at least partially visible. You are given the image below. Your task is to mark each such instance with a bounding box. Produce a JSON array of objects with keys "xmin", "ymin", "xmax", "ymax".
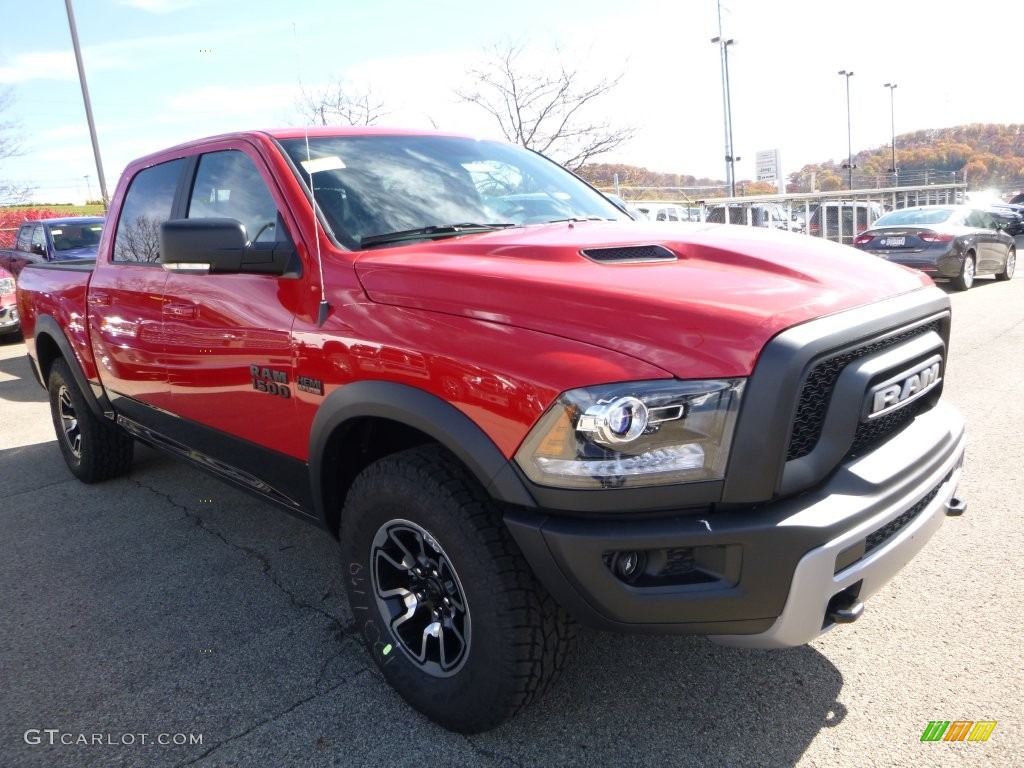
[
  {"xmin": 50, "ymin": 221, "xmax": 104, "ymax": 254},
  {"xmin": 278, "ymin": 135, "xmax": 627, "ymax": 249}
]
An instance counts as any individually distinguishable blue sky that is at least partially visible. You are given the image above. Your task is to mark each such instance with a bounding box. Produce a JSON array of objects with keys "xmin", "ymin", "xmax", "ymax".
[{"xmin": 1, "ymin": 0, "xmax": 1019, "ymax": 203}]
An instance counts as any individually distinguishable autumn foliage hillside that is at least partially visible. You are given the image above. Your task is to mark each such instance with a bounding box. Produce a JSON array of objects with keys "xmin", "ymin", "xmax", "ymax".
[
  {"xmin": 579, "ymin": 123, "xmax": 1024, "ymax": 196},
  {"xmin": 792, "ymin": 123, "xmax": 1024, "ymax": 192}
]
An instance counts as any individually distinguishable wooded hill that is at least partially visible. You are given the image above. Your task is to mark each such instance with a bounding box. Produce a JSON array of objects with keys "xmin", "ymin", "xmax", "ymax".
[{"xmin": 579, "ymin": 123, "xmax": 1024, "ymax": 197}]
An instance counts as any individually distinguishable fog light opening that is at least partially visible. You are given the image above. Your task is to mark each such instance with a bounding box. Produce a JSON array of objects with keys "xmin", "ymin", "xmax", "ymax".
[{"xmin": 608, "ymin": 550, "xmax": 647, "ymax": 583}]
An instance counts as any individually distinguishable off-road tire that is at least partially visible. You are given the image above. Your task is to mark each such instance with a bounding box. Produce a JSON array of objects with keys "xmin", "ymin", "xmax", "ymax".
[
  {"xmin": 47, "ymin": 359, "xmax": 133, "ymax": 483},
  {"xmin": 340, "ymin": 445, "xmax": 575, "ymax": 733}
]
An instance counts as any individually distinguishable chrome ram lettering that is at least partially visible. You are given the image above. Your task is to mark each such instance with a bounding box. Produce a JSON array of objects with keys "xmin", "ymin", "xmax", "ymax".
[{"xmin": 866, "ymin": 357, "xmax": 942, "ymax": 420}]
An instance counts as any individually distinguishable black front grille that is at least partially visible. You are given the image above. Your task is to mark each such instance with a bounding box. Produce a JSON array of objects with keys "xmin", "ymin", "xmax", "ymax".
[
  {"xmin": 580, "ymin": 244, "xmax": 676, "ymax": 263},
  {"xmin": 865, "ymin": 482, "xmax": 942, "ymax": 554},
  {"xmin": 849, "ymin": 401, "xmax": 921, "ymax": 458},
  {"xmin": 786, "ymin": 320, "xmax": 940, "ymax": 461}
]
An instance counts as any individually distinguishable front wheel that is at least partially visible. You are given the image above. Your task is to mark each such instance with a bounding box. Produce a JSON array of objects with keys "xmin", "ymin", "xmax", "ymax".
[
  {"xmin": 47, "ymin": 359, "xmax": 133, "ymax": 482},
  {"xmin": 340, "ymin": 446, "xmax": 575, "ymax": 733},
  {"xmin": 997, "ymin": 248, "xmax": 1016, "ymax": 281},
  {"xmin": 952, "ymin": 253, "xmax": 975, "ymax": 291}
]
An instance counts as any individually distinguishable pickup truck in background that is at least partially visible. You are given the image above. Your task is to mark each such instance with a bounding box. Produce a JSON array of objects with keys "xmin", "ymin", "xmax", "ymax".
[
  {"xmin": 16, "ymin": 128, "xmax": 967, "ymax": 733},
  {"xmin": 0, "ymin": 217, "xmax": 104, "ymax": 279}
]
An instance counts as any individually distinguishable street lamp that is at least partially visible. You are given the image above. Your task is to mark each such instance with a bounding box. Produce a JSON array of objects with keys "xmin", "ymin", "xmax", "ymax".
[
  {"xmin": 838, "ymin": 69, "xmax": 855, "ymax": 190},
  {"xmin": 65, "ymin": 0, "xmax": 109, "ymax": 210},
  {"xmin": 883, "ymin": 82, "xmax": 898, "ymax": 179},
  {"xmin": 712, "ymin": 35, "xmax": 738, "ymax": 197}
]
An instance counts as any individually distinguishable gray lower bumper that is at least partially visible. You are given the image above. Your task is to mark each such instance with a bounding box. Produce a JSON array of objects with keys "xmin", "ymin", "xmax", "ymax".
[{"xmin": 710, "ymin": 414, "xmax": 966, "ymax": 649}]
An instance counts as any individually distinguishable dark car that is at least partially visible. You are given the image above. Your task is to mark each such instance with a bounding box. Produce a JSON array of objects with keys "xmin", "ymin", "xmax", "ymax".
[
  {"xmin": 0, "ymin": 217, "xmax": 104, "ymax": 279},
  {"xmin": 985, "ymin": 206, "xmax": 1024, "ymax": 236},
  {"xmin": 853, "ymin": 205, "xmax": 1016, "ymax": 290},
  {"xmin": 0, "ymin": 267, "xmax": 19, "ymax": 337}
]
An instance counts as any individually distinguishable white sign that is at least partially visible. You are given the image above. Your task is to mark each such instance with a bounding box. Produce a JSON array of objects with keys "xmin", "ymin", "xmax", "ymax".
[{"xmin": 756, "ymin": 149, "xmax": 780, "ymax": 182}]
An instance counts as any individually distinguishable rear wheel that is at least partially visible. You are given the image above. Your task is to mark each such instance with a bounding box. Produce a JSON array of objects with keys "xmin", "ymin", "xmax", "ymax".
[
  {"xmin": 997, "ymin": 248, "xmax": 1016, "ymax": 281},
  {"xmin": 953, "ymin": 253, "xmax": 975, "ymax": 291},
  {"xmin": 47, "ymin": 359, "xmax": 133, "ymax": 482},
  {"xmin": 340, "ymin": 445, "xmax": 575, "ymax": 733}
]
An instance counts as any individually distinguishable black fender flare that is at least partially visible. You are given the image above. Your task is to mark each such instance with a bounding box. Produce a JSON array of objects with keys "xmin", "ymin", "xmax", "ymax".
[
  {"xmin": 33, "ymin": 314, "xmax": 112, "ymax": 420},
  {"xmin": 308, "ymin": 381, "xmax": 538, "ymax": 525}
]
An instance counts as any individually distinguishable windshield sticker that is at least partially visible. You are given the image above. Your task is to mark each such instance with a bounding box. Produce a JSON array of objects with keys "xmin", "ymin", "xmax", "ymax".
[
  {"xmin": 301, "ymin": 156, "xmax": 346, "ymax": 174},
  {"xmin": 51, "ymin": 229, "xmax": 63, "ymax": 235}
]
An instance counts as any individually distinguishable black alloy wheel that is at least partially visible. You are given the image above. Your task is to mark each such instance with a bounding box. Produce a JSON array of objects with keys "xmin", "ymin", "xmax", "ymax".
[{"xmin": 370, "ymin": 518, "xmax": 471, "ymax": 677}]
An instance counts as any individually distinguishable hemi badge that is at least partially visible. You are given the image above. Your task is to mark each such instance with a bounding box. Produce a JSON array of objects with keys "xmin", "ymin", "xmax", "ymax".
[{"xmin": 864, "ymin": 355, "xmax": 943, "ymax": 421}]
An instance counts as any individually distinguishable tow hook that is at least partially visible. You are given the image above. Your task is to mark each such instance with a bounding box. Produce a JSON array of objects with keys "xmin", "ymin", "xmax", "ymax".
[
  {"xmin": 946, "ymin": 497, "xmax": 967, "ymax": 516},
  {"xmin": 827, "ymin": 600, "xmax": 864, "ymax": 625},
  {"xmin": 826, "ymin": 587, "xmax": 864, "ymax": 625}
]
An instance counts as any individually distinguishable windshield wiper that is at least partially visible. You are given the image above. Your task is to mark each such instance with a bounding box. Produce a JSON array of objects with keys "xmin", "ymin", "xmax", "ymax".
[
  {"xmin": 360, "ymin": 223, "xmax": 516, "ymax": 249},
  {"xmin": 544, "ymin": 216, "xmax": 619, "ymax": 224}
]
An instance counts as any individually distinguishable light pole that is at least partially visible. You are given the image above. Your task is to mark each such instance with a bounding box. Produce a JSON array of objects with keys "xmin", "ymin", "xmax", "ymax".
[
  {"xmin": 65, "ymin": 0, "xmax": 109, "ymax": 210},
  {"xmin": 883, "ymin": 82, "xmax": 897, "ymax": 181},
  {"xmin": 712, "ymin": 36, "xmax": 738, "ymax": 196},
  {"xmin": 838, "ymin": 69, "xmax": 855, "ymax": 190}
]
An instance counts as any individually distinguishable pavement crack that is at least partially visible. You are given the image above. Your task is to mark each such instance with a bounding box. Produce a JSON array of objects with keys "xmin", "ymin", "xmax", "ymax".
[
  {"xmin": 174, "ymin": 672, "xmax": 365, "ymax": 767},
  {"xmin": 461, "ymin": 738, "xmax": 525, "ymax": 767},
  {"xmin": 129, "ymin": 478, "xmax": 353, "ymax": 642}
]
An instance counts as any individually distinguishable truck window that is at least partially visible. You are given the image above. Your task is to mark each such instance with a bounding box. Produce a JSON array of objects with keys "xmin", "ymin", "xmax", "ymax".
[
  {"xmin": 16, "ymin": 225, "xmax": 33, "ymax": 252},
  {"xmin": 113, "ymin": 158, "xmax": 186, "ymax": 263},
  {"xmin": 187, "ymin": 150, "xmax": 288, "ymax": 245},
  {"xmin": 30, "ymin": 225, "xmax": 46, "ymax": 255}
]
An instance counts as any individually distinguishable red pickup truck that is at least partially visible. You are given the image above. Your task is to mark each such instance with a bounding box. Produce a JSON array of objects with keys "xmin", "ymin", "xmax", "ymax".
[{"xmin": 17, "ymin": 128, "xmax": 966, "ymax": 733}]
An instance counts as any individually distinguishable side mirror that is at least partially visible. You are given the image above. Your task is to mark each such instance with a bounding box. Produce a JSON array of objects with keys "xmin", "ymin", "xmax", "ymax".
[
  {"xmin": 32, "ymin": 243, "xmax": 47, "ymax": 257},
  {"xmin": 160, "ymin": 218, "xmax": 296, "ymax": 276}
]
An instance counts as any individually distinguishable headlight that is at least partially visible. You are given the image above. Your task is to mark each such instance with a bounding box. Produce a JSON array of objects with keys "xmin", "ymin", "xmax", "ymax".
[{"xmin": 515, "ymin": 379, "xmax": 744, "ymax": 489}]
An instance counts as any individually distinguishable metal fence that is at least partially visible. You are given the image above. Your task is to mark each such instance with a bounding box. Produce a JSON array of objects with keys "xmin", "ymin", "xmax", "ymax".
[{"xmin": 603, "ymin": 182, "xmax": 967, "ymax": 244}]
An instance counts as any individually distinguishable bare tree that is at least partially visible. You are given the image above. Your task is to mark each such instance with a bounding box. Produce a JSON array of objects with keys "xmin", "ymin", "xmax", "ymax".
[
  {"xmin": 0, "ymin": 87, "xmax": 32, "ymax": 204},
  {"xmin": 456, "ymin": 44, "xmax": 635, "ymax": 171},
  {"xmin": 296, "ymin": 79, "xmax": 388, "ymax": 126}
]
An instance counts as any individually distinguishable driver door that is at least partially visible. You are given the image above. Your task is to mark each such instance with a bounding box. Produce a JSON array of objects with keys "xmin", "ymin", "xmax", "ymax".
[{"xmin": 161, "ymin": 147, "xmax": 303, "ymax": 456}]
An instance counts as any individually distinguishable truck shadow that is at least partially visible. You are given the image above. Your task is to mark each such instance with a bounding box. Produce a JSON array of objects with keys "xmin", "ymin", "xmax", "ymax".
[{"xmin": 485, "ymin": 628, "xmax": 845, "ymax": 766}]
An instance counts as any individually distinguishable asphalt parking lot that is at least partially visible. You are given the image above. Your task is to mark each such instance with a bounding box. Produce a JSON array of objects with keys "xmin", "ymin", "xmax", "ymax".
[{"xmin": 1, "ymin": 272, "xmax": 1021, "ymax": 768}]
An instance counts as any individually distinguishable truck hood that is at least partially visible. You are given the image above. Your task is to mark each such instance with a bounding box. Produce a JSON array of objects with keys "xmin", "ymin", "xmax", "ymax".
[{"xmin": 353, "ymin": 221, "xmax": 932, "ymax": 378}]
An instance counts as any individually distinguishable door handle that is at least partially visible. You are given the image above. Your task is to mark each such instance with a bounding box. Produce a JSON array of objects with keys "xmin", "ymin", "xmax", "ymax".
[
  {"xmin": 163, "ymin": 303, "xmax": 197, "ymax": 319},
  {"xmin": 88, "ymin": 294, "xmax": 112, "ymax": 307}
]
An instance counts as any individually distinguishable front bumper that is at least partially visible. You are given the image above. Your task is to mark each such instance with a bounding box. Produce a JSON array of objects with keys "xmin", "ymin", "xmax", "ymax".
[{"xmin": 504, "ymin": 401, "xmax": 965, "ymax": 647}]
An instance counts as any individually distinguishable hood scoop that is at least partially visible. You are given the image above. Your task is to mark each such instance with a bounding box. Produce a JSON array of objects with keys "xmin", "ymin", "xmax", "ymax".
[{"xmin": 580, "ymin": 244, "xmax": 677, "ymax": 264}]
